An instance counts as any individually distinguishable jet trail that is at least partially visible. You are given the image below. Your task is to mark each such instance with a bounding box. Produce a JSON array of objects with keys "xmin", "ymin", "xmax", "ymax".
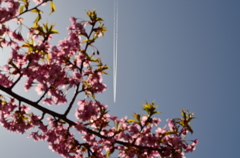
[{"xmin": 113, "ymin": 0, "xmax": 118, "ymax": 102}]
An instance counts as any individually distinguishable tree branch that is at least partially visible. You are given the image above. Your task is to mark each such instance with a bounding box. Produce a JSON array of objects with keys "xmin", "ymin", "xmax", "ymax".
[
  {"xmin": 0, "ymin": 84, "xmax": 164, "ymax": 154},
  {"xmin": 10, "ymin": 59, "xmax": 32, "ymax": 90},
  {"xmin": 36, "ymin": 85, "xmax": 50, "ymax": 104},
  {"xmin": 0, "ymin": 85, "xmax": 73, "ymax": 124},
  {"xmin": 17, "ymin": 0, "xmax": 51, "ymax": 17},
  {"xmin": 63, "ymin": 83, "xmax": 80, "ymax": 116}
]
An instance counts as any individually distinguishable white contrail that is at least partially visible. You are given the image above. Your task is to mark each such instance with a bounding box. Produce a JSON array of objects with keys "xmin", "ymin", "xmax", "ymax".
[
  {"xmin": 113, "ymin": 0, "xmax": 118, "ymax": 102},
  {"xmin": 113, "ymin": 0, "xmax": 115, "ymax": 102}
]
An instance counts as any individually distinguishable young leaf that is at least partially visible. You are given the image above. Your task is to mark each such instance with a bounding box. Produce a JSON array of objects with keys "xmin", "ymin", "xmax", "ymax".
[
  {"xmin": 49, "ymin": 1, "xmax": 56, "ymax": 15},
  {"xmin": 19, "ymin": 6, "xmax": 25, "ymax": 14},
  {"xmin": 128, "ymin": 119, "xmax": 136, "ymax": 123},
  {"xmin": 31, "ymin": 8, "xmax": 42, "ymax": 25}
]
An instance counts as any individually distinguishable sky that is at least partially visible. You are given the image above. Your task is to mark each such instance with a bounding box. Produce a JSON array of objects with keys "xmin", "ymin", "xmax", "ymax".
[{"xmin": 0, "ymin": 0, "xmax": 240, "ymax": 157}]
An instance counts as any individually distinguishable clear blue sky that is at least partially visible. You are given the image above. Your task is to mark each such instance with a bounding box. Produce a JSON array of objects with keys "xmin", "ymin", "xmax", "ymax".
[{"xmin": 0, "ymin": 0, "xmax": 240, "ymax": 157}]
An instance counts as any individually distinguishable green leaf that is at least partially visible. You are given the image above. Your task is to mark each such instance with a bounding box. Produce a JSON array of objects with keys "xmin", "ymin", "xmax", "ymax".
[
  {"xmin": 83, "ymin": 39, "xmax": 91, "ymax": 43},
  {"xmin": 128, "ymin": 119, "xmax": 136, "ymax": 123},
  {"xmin": 21, "ymin": 39, "xmax": 35, "ymax": 52},
  {"xmin": 86, "ymin": 10, "xmax": 97, "ymax": 22},
  {"xmin": 19, "ymin": 6, "xmax": 25, "ymax": 14},
  {"xmin": 31, "ymin": 8, "xmax": 39, "ymax": 13},
  {"xmin": 115, "ymin": 122, "xmax": 119, "ymax": 130},
  {"xmin": 49, "ymin": 1, "xmax": 56, "ymax": 15},
  {"xmin": 133, "ymin": 113, "xmax": 141, "ymax": 122},
  {"xmin": 22, "ymin": 0, "xmax": 29, "ymax": 11},
  {"xmin": 96, "ymin": 17, "xmax": 104, "ymax": 21},
  {"xmin": 165, "ymin": 131, "xmax": 177, "ymax": 135},
  {"xmin": 51, "ymin": 29, "xmax": 58, "ymax": 34},
  {"xmin": 142, "ymin": 101, "xmax": 160, "ymax": 115},
  {"xmin": 31, "ymin": 8, "xmax": 42, "ymax": 25}
]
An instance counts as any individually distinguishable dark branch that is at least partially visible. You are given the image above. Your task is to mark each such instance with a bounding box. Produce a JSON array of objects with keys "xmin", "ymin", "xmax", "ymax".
[
  {"xmin": 17, "ymin": 0, "xmax": 51, "ymax": 17},
  {"xmin": 0, "ymin": 84, "xmax": 163, "ymax": 153},
  {"xmin": 0, "ymin": 85, "xmax": 74, "ymax": 124},
  {"xmin": 64, "ymin": 84, "xmax": 80, "ymax": 116},
  {"xmin": 36, "ymin": 86, "xmax": 51, "ymax": 104}
]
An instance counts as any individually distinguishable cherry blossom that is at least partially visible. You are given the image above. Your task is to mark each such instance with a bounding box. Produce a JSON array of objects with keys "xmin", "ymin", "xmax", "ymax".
[{"xmin": 0, "ymin": 1, "xmax": 198, "ymax": 157}]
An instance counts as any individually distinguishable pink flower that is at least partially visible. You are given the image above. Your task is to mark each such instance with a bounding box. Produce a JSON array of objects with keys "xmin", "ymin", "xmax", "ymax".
[
  {"xmin": 0, "ymin": 74, "xmax": 13, "ymax": 88},
  {"xmin": 33, "ymin": 0, "xmax": 46, "ymax": 6},
  {"xmin": 167, "ymin": 119, "xmax": 175, "ymax": 130},
  {"xmin": 10, "ymin": 31, "xmax": 24, "ymax": 41},
  {"xmin": 155, "ymin": 126, "xmax": 166, "ymax": 136},
  {"xmin": 75, "ymin": 100, "xmax": 98, "ymax": 122},
  {"xmin": 184, "ymin": 139, "xmax": 198, "ymax": 153},
  {"xmin": 42, "ymin": 98, "xmax": 53, "ymax": 105},
  {"xmin": 35, "ymin": 83, "xmax": 47, "ymax": 95}
]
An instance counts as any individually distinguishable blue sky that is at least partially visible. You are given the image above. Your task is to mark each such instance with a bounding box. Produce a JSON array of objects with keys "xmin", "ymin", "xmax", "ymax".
[{"xmin": 0, "ymin": 0, "xmax": 240, "ymax": 157}]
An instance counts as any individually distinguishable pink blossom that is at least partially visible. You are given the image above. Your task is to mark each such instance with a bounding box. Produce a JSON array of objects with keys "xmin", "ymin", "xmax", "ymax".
[
  {"xmin": 0, "ymin": 4, "xmax": 198, "ymax": 157},
  {"xmin": 0, "ymin": 73, "xmax": 13, "ymax": 88},
  {"xmin": 42, "ymin": 97, "xmax": 53, "ymax": 105},
  {"xmin": 10, "ymin": 31, "xmax": 24, "ymax": 41},
  {"xmin": 35, "ymin": 83, "xmax": 47, "ymax": 95},
  {"xmin": 75, "ymin": 100, "xmax": 98, "ymax": 122},
  {"xmin": 167, "ymin": 119, "xmax": 175, "ymax": 130},
  {"xmin": 33, "ymin": 0, "xmax": 46, "ymax": 6}
]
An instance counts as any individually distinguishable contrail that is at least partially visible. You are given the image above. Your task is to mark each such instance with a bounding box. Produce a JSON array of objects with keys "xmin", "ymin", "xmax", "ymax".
[{"xmin": 113, "ymin": 0, "xmax": 118, "ymax": 102}]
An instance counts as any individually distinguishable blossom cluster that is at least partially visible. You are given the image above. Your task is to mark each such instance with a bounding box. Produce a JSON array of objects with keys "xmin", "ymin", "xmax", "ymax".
[
  {"xmin": 0, "ymin": 0, "xmax": 20, "ymax": 24},
  {"xmin": 0, "ymin": 1, "xmax": 198, "ymax": 158}
]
